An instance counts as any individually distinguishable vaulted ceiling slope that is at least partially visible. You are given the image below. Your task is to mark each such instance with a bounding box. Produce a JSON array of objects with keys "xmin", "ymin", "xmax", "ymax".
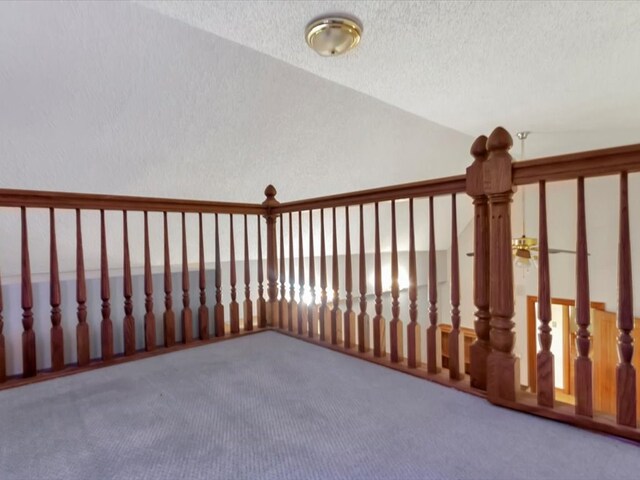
[
  {"xmin": 141, "ymin": 0, "xmax": 640, "ymax": 158},
  {"xmin": 0, "ymin": 1, "xmax": 472, "ymax": 205}
]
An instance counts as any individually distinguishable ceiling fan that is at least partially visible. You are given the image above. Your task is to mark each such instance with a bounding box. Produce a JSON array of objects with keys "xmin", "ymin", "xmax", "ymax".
[{"xmin": 466, "ymin": 131, "xmax": 578, "ymax": 268}]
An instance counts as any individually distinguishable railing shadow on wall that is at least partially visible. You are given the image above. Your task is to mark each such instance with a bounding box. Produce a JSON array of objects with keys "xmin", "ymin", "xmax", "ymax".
[{"xmin": 1, "ymin": 127, "xmax": 640, "ymax": 443}]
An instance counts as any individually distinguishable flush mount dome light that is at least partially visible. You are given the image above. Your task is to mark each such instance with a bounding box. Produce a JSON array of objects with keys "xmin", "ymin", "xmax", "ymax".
[{"xmin": 305, "ymin": 16, "xmax": 362, "ymax": 57}]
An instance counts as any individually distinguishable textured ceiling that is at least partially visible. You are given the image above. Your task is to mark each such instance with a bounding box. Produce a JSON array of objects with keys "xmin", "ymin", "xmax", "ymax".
[{"xmin": 141, "ymin": 0, "xmax": 640, "ymax": 157}]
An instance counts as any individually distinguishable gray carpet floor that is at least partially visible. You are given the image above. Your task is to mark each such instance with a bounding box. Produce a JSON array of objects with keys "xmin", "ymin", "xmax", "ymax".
[{"xmin": 0, "ymin": 331, "xmax": 638, "ymax": 480}]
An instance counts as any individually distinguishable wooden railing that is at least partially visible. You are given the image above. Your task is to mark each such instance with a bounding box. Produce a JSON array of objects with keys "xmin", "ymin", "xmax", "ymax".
[
  {"xmin": 268, "ymin": 176, "xmax": 468, "ymax": 383},
  {"xmin": 0, "ymin": 192, "xmax": 267, "ymax": 386},
  {"xmin": 2, "ymin": 128, "xmax": 640, "ymax": 442}
]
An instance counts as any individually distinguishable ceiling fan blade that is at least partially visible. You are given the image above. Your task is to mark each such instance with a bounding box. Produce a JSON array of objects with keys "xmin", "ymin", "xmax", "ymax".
[{"xmin": 548, "ymin": 248, "xmax": 579, "ymax": 254}]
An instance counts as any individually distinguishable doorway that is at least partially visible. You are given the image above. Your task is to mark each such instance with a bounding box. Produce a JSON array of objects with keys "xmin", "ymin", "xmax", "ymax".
[{"xmin": 526, "ymin": 296, "xmax": 605, "ymax": 404}]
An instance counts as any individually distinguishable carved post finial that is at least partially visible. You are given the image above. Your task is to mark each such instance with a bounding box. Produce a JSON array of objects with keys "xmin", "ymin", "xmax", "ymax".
[
  {"xmin": 486, "ymin": 127, "xmax": 513, "ymax": 152},
  {"xmin": 263, "ymin": 185, "xmax": 278, "ymax": 205},
  {"xmin": 470, "ymin": 134, "xmax": 489, "ymax": 160}
]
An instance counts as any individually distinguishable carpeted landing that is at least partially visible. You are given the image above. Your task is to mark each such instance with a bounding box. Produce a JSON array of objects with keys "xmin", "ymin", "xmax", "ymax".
[{"xmin": 1, "ymin": 331, "xmax": 638, "ymax": 480}]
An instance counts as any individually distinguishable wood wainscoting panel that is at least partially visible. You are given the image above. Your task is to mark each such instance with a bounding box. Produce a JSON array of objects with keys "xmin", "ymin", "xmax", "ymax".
[{"xmin": 592, "ymin": 310, "xmax": 640, "ymax": 418}]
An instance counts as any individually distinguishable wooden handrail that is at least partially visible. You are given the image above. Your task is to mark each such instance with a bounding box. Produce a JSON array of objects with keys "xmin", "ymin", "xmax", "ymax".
[
  {"xmin": 513, "ymin": 143, "xmax": 640, "ymax": 185},
  {"xmin": 0, "ymin": 189, "xmax": 264, "ymax": 214},
  {"xmin": 273, "ymin": 174, "xmax": 466, "ymax": 213}
]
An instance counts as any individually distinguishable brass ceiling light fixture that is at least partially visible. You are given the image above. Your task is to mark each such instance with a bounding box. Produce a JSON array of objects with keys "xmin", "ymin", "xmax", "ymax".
[{"xmin": 305, "ymin": 16, "xmax": 362, "ymax": 57}]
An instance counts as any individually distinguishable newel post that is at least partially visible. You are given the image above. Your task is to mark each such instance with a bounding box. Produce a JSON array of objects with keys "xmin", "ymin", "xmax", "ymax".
[
  {"xmin": 466, "ymin": 135, "xmax": 491, "ymax": 391},
  {"xmin": 484, "ymin": 127, "xmax": 519, "ymax": 402},
  {"xmin": 262, "ymin": 185, "xmax": 280, "ymax": 327}
]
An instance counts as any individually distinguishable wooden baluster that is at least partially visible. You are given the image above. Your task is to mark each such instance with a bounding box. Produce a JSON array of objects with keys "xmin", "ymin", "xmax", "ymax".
[
  {"xmin": 288, "ymin": 213, "xmax": 298, "ymax": 333},
  {"xmin": 198, "ymin": 213, "xmax": 209, "ymax": 340},
  {"xmin": 100, "ymin": 209, "xmax": 113, "ymax": 361},
  {"xmin": 163, "ymin": 212, "xmax": 176, "ymax": 346},
  {"xmin": 297, "ymin": 211, "xmax": 307, "ymax": 335},
  {"xmin": 49, "ymin": 208, "xmax": 64, "ymax": 371},
  {"xmin": 0, "ymin": 259, "xmax": 4, "ymax": 381},
  {"xmin": 181, "ymin": 212, "xmax": 193, "ymax": 343},
  {"xmin": 279, "ymin": 210, "xmax": 287, "ymax": 329},
  {"xmin": 357, "ymin": 204, "xmax": 370, "ymax": 353},
  {"xmin": 243, "ymin": 214, "xmax": 253, "ymax": 331},
  {"xmin": 143, "ymin": 211, "xmax": 156, "ymax": 351},
  {"xmin": 229, "ymin": 214, "xmax": 240, "ymax": 334},
  {"xmin": 449, "ymin": 194, "xmax": 463, "ymax": 380},
  {"xmin": 257, "ymin": 215, "xmax": 267, "ymax": 328},
  {"xmin": 21, "ymin": 207, "xmax": 37, "ymax": 377},
  {"xmin": 344, "ymin": 206, "xmax": 356, "ymax": 349},
  {"xmin": 485, "ymin": 127, "xmax": 517, "ymax": 402},
  {"xmin": 617, "ymin": 171, "xmax": 636, "ymax": 427},
  {"xmin": 373, "ymin": 202, "xmax": 386, "ymax": 357},
  {"xmin": 331, "ymin": 207, "xmax": 342, "ymax": 345},
  {"xmin": 575, "ymin": 176, "xmax": 592, "ymax": 416},
  {"xmin": 214, "ymin": 214, "xmax": 225, "ymax": 337},
  {"xmin": 427, "ymin": 196, "xmax": 439, "ymax": 373},
  {"xmin": 123, "ymin": 211, "xmax": 136, "ymax": 355},
  {"xmin": 390, "ymin": 201, "xmax": 403, "ymax": 363},
  {"xmin": 262, "ymin": 185, "xmax": 280, "ymax": 327},
  {"xmin": 319, "ymin": 209, "xmax": 330, "ymax": 341},
  {"xmin": 308, "ymin": 210, "xmax": 317, "ymax": 338},
  {"xmin": 466, "ymin": 136, "xmax": 491, "ymax": 390},
  {"xmin": 407, "ymin": 199, "xmax": 420, "ymax": 368},
  {"xmin": 537, "ymin": 182, "xmax": 554, "ymax": 407}
]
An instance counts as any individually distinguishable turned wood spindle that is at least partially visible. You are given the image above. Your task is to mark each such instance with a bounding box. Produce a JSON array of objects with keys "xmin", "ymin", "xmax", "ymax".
[
  {"xmin": 257, "ymin": 215, "xmax": 267, "ymax": 328},
  {"xmin": 243, "ymin": 214, "xmax": 253, "ymax": 331},
  {"xmin": 343, "ymin": 206, "xmax": 356, "ymax": 349},
  {"xmin": 308, "ymin": 210, "xmax": 317, "ymax": 338},
  {"xmin": 49, "ymin": 208, "xmax": 64, "ymax": 371},
  {"xmin": 331, "ymin": 207, "xmax": 342, "ymax": 345},
  {"xmin": 373, "ymin": 202, "xmax": 386, "ymax": 357},
  {"xmin": 427, "ymin": 196, "xmax": 439, "ymax": 373},
  {"xmin": 390, "ymin": 200, "xmax": 403, "ymax": 363},
  {"xmin": 357, "ymin": 204, "xmax": 369, "ymax": 353},
  {"xmin": 21, "ymin": 207, "xmax": 37, "ymax": 377},
  {"xmin": 163, "ymin": 212, "xmax": 176, "ymax": 347},
  {"xmin": 537, "ymin": 182, "xmax": 554, "ymax": 407},
  {"xmin": 181, "ymin": 212, "xmax": 193, "ymax": 343},
  {"xmin": 198, "ymin": 213, "xmax": 210, "ymax": 340},
  {"xmin": 123, "ymin": 211, "xmax": 136, "ymax": 356},
  {"xmin": 229, "ymin": 214, "xmax": 240, "ymax": 334},
  {"xmin": 214, "ymin": 214, "xmax": 225, "ymax": 337},
  {"xmin": 616, "ymin": 171, "xmax": 636, "ymax": 427},
  {"xmin": 466, "ymin": 135, "xmax": 491, "ymax": 390},
  {"xmin": 319, "ymin": 209, "xmax": 329, "ymax": 341},
  {"xmin": 279, "ymin": 210, "xmax": 287, "ymax": 329},
  {"xmin": 288, "ymin": 212, "xmax": 297, "ymax": 333},
  {"xmin": 0, "ymin": 258, "xmax": 5, "ymax": 382},
  {"xmin": 100, "ymin": 209, "xmax": 113, "ymax": 361},
  {"xmin": 449, "ymin": 194, "xmax": 463, "ymax": 380},
  {"xmin": 407, "ymin": 199, "xmax": 420, "ymax": 368},
  {"xmin": 143, "ymin": 211, "xmax": 156, "ymax": 351},
  {"xmin": 297, "ymin": 211, "xmax": 307, "ymax": 335},
  {"xmin": 575, "ymin": 177, "xmax": 593, "ymax": 416}
]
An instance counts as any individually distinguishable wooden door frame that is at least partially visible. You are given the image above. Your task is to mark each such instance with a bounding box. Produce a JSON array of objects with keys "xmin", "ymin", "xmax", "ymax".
[{"xmin": 527, "ymin": 296, "xmax": 605, "ymax": 393}]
